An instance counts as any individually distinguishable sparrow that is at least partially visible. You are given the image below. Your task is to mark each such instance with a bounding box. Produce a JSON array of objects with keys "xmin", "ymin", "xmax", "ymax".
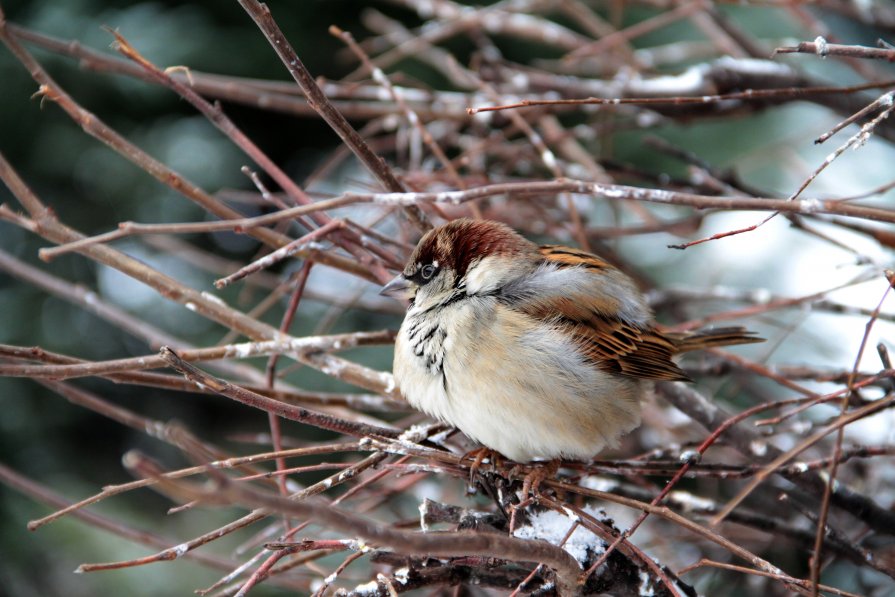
[{"xmin": 380, "ymin": 219, "xmax": 762, "ymax": 462}]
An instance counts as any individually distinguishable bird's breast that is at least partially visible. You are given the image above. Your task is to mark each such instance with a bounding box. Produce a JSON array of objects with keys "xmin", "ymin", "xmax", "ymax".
[
  {"xmin": 402, "ymin": 311, "xmax": 448, "ymax": 376},
  {"xmin": 393, "ymin": 298, "xmax": 644, "ymax": 461},
  {"xmin": 393, "ymin": 300, "xmax": 480, "ymax": 415}
]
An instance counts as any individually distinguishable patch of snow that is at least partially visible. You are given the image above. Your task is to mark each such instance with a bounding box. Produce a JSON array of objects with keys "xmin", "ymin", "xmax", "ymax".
[{"xmin": 512, "ymin": 508, "xmax": 605, "ymax": 566}]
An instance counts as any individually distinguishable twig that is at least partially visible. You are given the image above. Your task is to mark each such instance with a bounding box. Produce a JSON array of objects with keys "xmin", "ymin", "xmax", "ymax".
[
  {"xmin": 679, "ymin": 558, "xmax": 862, "ymax": 597},
  {"xmin": 775, "ymin": 38, "xmax": 895, "ymax": 62},
  {"xmin": 127, "ymin": 451, "xmax": 585, "ymax": 596},
  {"xmin": 214, "ymin": 220, "xmax": 344, "ymax": 288},
  {"xmin": 77, "ymin": 450, "xmax": 390, "ymax": 573},
  {"xmin": 467, "ymin": 78, "xmax": 895, "ymax": 114},
  {"xmin": 810, "ymin": 273, "xmax": 894, "ymax": 595},
  {"xmin": 711, "ymin": 393, "xmax": 895, "ymax": 526},
  {"xmin": 0, "ymin": 21, "xmax": 292, "ymax": 251},
  {"xmin": 160, "ymin": 347, "xmax": 400, "ymax": 439},
  {"xmin": 235, "ymin": 0, "xmax": 429, "ymax": 232},
  {"xmin": 0, "ymin": 331, "xmax": 395, "ymax": 381}
]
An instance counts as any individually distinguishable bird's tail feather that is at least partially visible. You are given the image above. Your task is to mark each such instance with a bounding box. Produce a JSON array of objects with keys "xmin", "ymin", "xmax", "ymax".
[{"xmin": 668, "ymin": 327, "xmax": 764, "ymax": 353}]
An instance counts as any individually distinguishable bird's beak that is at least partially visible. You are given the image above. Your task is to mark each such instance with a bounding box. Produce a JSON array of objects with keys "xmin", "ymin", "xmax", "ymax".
[{"xmin": 379, "ymin": 274, "xmax": 415, "ymax": 300}]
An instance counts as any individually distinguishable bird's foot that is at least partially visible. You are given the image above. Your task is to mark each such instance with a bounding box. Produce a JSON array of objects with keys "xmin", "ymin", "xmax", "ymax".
[
  {"xmin": 462, "ymin": 447, "xmax": 503, "ymax": 486},
  {"xmin": 513, "ymin": 459, "xmax": 561, "ymax": 499}
]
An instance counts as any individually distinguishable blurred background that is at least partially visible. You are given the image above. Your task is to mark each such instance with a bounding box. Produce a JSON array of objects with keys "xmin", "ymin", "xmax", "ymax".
[
  {"xmin": 0, "ymin": 2, "xmax": 386, "ymax": 594},
  {"xmin": 1, "ymin": 1, "xmax": 894, "ymax": 595}
]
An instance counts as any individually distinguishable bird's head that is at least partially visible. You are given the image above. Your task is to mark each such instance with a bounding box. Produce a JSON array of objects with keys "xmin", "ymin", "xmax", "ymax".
[{"xmin": 380, "ymin": 219, "xmax": 540, "ymax": 309}]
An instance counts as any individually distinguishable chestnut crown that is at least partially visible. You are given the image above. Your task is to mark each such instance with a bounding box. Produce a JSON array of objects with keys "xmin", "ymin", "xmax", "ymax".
[{"xmin": 403, "ymin": 219, "xmax": 539, "ymax": 284}]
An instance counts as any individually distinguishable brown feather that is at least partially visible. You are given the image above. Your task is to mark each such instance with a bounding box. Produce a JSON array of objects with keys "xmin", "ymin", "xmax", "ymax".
[
  {"xmin": 664, "ymin": 327, "xmax": 764, "ymax": 353},
  {"xmin": 534, "ymin": 244, "xmax": 762, "ymax": 382},
  {"xmin": 560, "ymin": 313, "xmax": 690, "ymax": 381},
  {"xmin": 407, "ymin": 219, "xmax": 538, "ymax": 280},
  {"xmin": 539, "ymin": 245, "xmax": 611, "ymax": 271}
]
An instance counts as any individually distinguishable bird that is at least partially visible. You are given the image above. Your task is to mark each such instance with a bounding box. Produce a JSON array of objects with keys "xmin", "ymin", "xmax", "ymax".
[{"xmin": 380, "ymin": 218, "xmax": 762, "ymax": 463}]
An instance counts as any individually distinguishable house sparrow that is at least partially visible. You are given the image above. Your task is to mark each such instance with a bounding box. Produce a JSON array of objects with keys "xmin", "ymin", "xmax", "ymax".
[{"xmin": 381, "ymin": 219, "xmax": 761, "ymax": 462}]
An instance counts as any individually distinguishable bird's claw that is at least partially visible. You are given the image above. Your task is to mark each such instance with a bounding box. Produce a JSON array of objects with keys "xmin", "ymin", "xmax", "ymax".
[
  {"xmin": 514, "ymin": 459, "xmax": 560, "ymax": 499},
  {"xmin": 463, "ymin": 447, "xmax": 503, "ymax": 487}
]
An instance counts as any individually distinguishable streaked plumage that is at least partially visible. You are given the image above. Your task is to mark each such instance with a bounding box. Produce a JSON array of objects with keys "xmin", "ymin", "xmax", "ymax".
[{"xmin": 382, "ymin": 219, "xmax": 761, "ymax": 461}]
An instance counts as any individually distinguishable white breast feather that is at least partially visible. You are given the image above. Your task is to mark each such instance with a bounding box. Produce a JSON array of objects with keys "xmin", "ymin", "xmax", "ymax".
[{"xmin": 393, "ymin": 263, "xmax": 646, "ymax": 461}]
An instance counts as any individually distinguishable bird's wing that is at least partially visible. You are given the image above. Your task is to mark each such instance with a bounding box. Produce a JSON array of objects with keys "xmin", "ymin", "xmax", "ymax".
[
  {"xmin": 516, "ymin": 245, "xmax": 690, "ymax": 382},
  {"xmin": 558, "ymin": 310, "xmax": 690, "ymax": 381}
]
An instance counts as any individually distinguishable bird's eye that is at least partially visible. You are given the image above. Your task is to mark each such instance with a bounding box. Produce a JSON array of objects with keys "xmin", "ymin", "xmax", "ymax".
[{"xmin": 420, "ymin": 264, "xmax": 437, "ymax": 280}]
